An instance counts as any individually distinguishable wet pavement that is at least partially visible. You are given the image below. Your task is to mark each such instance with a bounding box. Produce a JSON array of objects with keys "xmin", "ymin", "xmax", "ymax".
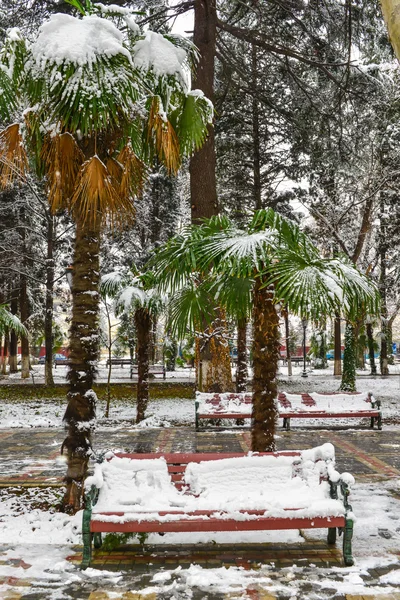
[{"xmin": 1, "ymin": 426, "xmax": 400, "ymax": 599}]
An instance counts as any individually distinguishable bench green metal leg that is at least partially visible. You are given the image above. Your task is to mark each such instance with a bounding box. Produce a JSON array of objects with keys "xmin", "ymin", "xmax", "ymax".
[
  {"xmin": 343, "ymin": 517, "xmax": 354, "ymax": 566},
  {"xmin": 195, "ymin": 401, "xmax": 199, "ymax": 430},
  {"xmin": 93, "ymin": 532, "xmax": 102, "ymax": 549},
  {"xmin": 370, "ymin": 416, "xmax": 375, "ymax": 429},
  {"xmin": 378, "ymin": 413, "xmax": 382, "ymax": 430},
  {"xmin": 327, "ymin": 527, "xmax": 337, "ymax": 544},
  {"xmin": 81, "ymin": 507, "xmax": 92, "ymax": 569}
]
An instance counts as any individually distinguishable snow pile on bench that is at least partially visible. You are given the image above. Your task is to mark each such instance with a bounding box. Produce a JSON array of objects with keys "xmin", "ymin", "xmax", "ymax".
[
  {"xmin": 196, "ymin": 392, "xmax": 252, "ymax": 415},
  {"xmin": 280, "ymin": 392, "xmax": 375, "ymax": 413},
  {"xmin": 87, "ymin": 443, "xmax": 350, "ymax": 520}
]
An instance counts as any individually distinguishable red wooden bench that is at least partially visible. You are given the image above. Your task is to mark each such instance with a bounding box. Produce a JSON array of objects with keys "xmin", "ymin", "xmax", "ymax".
[
  {"xmin": 195, "ymin": 392, "xmax": 252, "ymax": 429},
  {"xmin": 81, "ymin": 445, "xmax": 355, "ymax": 569},
  {"xmin": 278, "ymin": 392, "xmax": 382, "ymax": 430}
]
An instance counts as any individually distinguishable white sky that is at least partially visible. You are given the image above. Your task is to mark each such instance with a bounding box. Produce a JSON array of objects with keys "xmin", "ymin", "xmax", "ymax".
[{"xmin": 170, "ymin": 2, "xmax": 193, "ymax": 36}]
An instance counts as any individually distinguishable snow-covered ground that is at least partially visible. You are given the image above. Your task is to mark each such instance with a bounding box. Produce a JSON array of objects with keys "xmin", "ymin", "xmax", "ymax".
[{"xmin": 1, "ymin": 372, "xmax": 400, "ymax": 598}]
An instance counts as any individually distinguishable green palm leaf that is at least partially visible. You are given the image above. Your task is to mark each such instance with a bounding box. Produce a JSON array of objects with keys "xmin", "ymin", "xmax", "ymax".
[
  {"xmin": 0, "ymin": 68, "xmax": 17, "ymax": 122},
  {"xmin": 171, "ymin": 92, "xmax": 213, "ymax": 156},
  {"xmin": 0, "ymin": 306, "xmax": 28, "ymax": 336},
  {"xmin": 167, "ymin": 281, "xmax": 214, "ymax": 339}
]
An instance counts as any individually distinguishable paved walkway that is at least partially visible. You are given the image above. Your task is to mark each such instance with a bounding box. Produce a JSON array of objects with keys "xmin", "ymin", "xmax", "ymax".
[{"xmin": 1, "ymin": 427, "xmax": 400, "ymax": 599}]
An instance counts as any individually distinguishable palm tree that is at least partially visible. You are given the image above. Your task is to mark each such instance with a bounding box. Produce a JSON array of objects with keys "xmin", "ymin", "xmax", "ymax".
[
  {"xmin": 0, "ymin": 1, "xmax": 212, "ymax": 510},
  {"xmin": 0, "ymin": 305, "xmax": 27, "ymax": 374},
  {"xmin": 153, "ymin": 209, "xmax": 380, "ymax": 451},
  {"xmin": 101, "ymin": 270, "xmax": 163, "ymax": 424}
]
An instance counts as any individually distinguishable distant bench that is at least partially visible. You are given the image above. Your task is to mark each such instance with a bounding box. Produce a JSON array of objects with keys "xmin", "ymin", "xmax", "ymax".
[
  {"xmin": 280, "ymin": 356, "xmax": 311, "ymax": 366},
  {"xmin": 195, "ymin": 392, "xmax": 252, "ymax": 429},
  {"xmin": 195, "ymin": 391, "xmax": 382, "ymax": 431},
  {"xmin": 278, "ymin": 392, "xmax": 382, "ymax": 430},
  {"xmin": 105, "ymin": 359, "xmax": 166, "ymax": 380},
  {"xmin": 81, "ymin": 444, "xmax": 355, "ymax": 569}
]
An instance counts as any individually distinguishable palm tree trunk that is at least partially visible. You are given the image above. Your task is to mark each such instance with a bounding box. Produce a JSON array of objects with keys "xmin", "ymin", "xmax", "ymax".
[
  {"xmin": 236, "ymin": 317, "xmax": 248, "ymax": 392},
  {"xmin": 339, "ymin": 322, "xmax": 356, "ymax": 392},
  {"xmin": 251, "ymin": 278, "xmax": 279, "ymax": 452},
  {"xmin": 203, "ymin": 311, "xmax": 233, "ymax": 393},
  {"xmin": 135, "ymin": 307, "xmax": 151, "ymax": 423},
  {"xmin": 62, "ymin": 217, "xmax": 101, "ymax": 513}
]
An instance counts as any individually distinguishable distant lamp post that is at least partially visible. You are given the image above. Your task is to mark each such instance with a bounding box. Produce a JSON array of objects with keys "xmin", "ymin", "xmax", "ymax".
[
  {"xmin": 301, "ymin": 317, "xmax": 308, "ymax": 378},
  {"xmin": 65, "ymin": 266, "xmax": 73, "ymax": 291}
]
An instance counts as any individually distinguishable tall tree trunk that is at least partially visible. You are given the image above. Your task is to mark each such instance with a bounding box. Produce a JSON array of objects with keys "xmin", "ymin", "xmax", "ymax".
[
  {"xmin": 379, "ymin": 195, "xmax": 389, "ymax": 375},
  {"xmin": 202, "ymin": 311, "xmax": 233, "ymax": 392},
  {"xmin": 62, "ymin": 217, "xmax": 101, "ymax": 513},
  {"xmin": 2, "ymin": 329, "xmax": 8, "ymax": 375},
  {"xmin": 366, "ymin": 322, "xmax": 377, "ymax": 375},
  {"xmin": 339, "ymin": 322, "xmax": 357, "ymax": 392},
  {"xmin": 283, "ymin": 308, "xmax": 292, "ymax": 376},
  {"xmin": 252, "ymin": 44, "xmax": 262, "ymax": 211},
  {"xmin": 334, "ymin": 314, "xmax": 342, "ymax": 375},
  {"xmin": 9, "ymin": 287, "xmax": 18, "ymax": 373},
  {"xmin": 251, "ymin": 278, "xmax": 279, "ymax": 452},
  {"xmin": 190, "ymin": 0, "xmax": 218, "ymax": 223},
  {"xmin": 135, "ymin": 307, "xmax": 151, "ymax": 423},
  {"xmin": 45, "ymin": 214, "xmax": 55, "ymax": 386},
  {"xmin": 236, "ymin": 317, "xmax": 248, "ymax": 392},
  {"xmin": 20, "ymin": 274, "xmax": 30, "ymax": 379}
]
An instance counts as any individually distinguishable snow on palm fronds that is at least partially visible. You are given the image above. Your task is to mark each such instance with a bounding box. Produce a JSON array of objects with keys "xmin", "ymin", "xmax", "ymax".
[
  {"xmin": 152, "ymin": 208, "xmax": 381, "ymax": 332},
  {"xmin": 0, "ymin": 305, "xmax": 27, "ymax": 336}
]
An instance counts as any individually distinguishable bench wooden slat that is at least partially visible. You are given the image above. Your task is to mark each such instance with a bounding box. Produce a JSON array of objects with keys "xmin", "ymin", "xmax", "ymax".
[{"xmin": 91, "ymin": 515, "xmax": 345, "ymax": 534}]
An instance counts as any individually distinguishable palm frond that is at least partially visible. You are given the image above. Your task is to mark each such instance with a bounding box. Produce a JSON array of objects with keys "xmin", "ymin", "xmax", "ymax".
[
  {"xmin": 171, "ymin": 91, "xmax": 213, "ymax": 156},
  {"xmin": 145, "ymin": 96, "xmax": 181, "ymax": 174},
  {"xmin": 27, "ymin": 14, "xmax": 139, "ymax": 135},
  {"xmin": 0, "ymin": 124, "xmax": 28, "ymax": 187},
  {"xmin": 330, "ymin": 257, "xmax": 381, "ymax": 320},
  {"xmin": 100, "ymin": 271, "xmax": 123, "ymax": 298},
  {"xmin": 209, "ymin": 274, "xmax": 253, "ymax": 321},
  {"xmin": 167, "ymin": 281, "xmax": 214, "ymax": 339},
  {"xmin": 0, "ymin": 305, "xmax": 28, "ymax": 336},
  {"xmin": 70, "ymin": 155, "xmax": 135, "ymax": 228},
  {"xmin": 41, "ymin": 133, "xmax": 84, "ymax": 212},
  {"xmin": 117, "ymin": 144, "xmax": 146, "ymax": 198},
  {"xmin": 0, "ymin": 68, "xmax": 17, "ymax": 122}
]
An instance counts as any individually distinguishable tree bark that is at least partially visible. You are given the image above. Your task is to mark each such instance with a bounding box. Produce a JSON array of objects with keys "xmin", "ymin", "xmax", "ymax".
[
  {"xmin": 251, "ymin": 278, "xmax": 279, "ymax": 452},
  {"xmin": 190, "ymin": 0, "xmax": 218, "ymax": 222},
  {"xmin": 236, "ymin": 317, "xmax": 248, "ymax": 392},
  {"xmin": 366, "ymin": 322, "xmax": 377, "ymax": 375},
  {"xmin": 339, "ymin": 322, "xmax": 357, "ymax": 392},
  {"xmin": 334, "ymin": 314, "xmax": 342, "ymax": 375},
  {"xmin": 135, "ymin": 307, "xmax": 151, "ymax": 423},
  {"xmin": 20, "ymin": 273, "xmax": 30, "ymax": 379},
  {"xmin": 252, "ymin": 44, "xmax": 262, "ymax": 211},
  {"xmin": 283, "ymin": 308, "xmax": 292, "ymax": 376},
  {"xmin": 62, "ymin": 217, "xmax": 101, "ymax": 513},
  {"xmin": 379, "ymin": 195, "xmax": 389, "ymax": 375},
  {"xmin": 45, "ymin": 214, "xmax": 55, "ymax": 386},
  {"xmin": 9, "ymin": 287, "xmax": 18, "ymax": 373},
  {"xmin": 1, "ymin": 329, "xmax": 8, "ymax": 375}
]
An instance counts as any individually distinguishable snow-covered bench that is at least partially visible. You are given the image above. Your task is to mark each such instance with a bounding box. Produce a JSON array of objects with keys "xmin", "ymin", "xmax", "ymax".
[
  {"xmin": 81, "ymin": 443, "xmax": 355, "ymax": 569},
  {"xmin": 195, "ymin": 392, "xmax": 252, "ymax": 429},
  {"xmin": 278, "ymin": 392, "xmax": 382, "ymax": 430}
]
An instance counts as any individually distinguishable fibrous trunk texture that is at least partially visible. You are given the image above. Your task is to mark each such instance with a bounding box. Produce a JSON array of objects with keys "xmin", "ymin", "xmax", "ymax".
[
  {"xmin": 197, "ymin": 311, "xmax": 233, "ymax": 393},
  {"xmin": 62, "ymin": 217, "xmax": 100, "ymax": 513},
  {"xmin": 135, "ymin": 307, "xmax": 151, "ymax": 423},
  {"xmin": 251, "ymin": 278, "xmax": 280, "ymax": 452},
  {"xmin": 339, "ymin": 322, "xmax": 357, "ymax": 392},
  {"xmin": 9, "ymin": 288, "xmax": 18, "ymax": 373}
]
